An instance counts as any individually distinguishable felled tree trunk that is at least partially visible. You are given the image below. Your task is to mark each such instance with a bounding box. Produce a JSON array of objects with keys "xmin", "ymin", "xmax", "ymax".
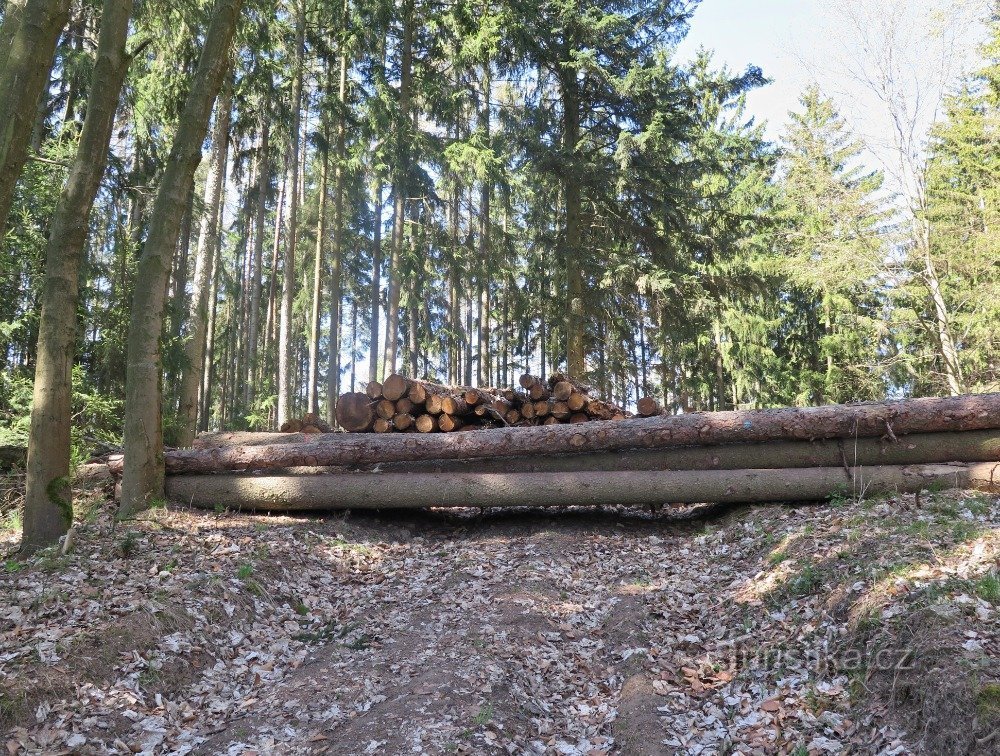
[
  {"xmin": 165, "ymin": 463, "xmax": 1000, "ymax": 511},
  {"xmin": 160, "ymin": 394, "xmax": 1000, "ymax": 473},
  {"xmin": 176, "ymin": 429, "xmax": 1000, "ymax": 474}
]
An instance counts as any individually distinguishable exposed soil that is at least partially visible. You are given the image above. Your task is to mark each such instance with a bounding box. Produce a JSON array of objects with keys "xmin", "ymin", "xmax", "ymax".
[{"xmin": 2, "ymin": 490, "xmax": 999, "ymax": 754}]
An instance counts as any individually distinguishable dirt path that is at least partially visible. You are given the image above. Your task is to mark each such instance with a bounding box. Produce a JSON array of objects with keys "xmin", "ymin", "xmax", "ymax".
[{"xmin": 4, "ymin": 494, "xmax": 999, "ymax": 754}]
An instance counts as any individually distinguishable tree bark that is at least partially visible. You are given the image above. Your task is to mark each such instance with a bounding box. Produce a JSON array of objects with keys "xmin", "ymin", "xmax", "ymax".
[
  {"xmin": 326, "ymin": 20, "xmax": 348, "ymax": 423},
  {"xmin": 21, "ymin": 0, "xmax": 132, "ymax": 553},
  {"xmin": 159, "ymin": 393, "xmax": 1000, "ymax": 472},
  {"xmin": 152, "ymin": 394, "xmax": 1000, "ymax": 473},
  {"xmin": 176, "ymin": 80, "xmax": 232, "ymax": 447},
  {"xmin": 382, "ymin": 0, "xmax": 413, "ymax": 377},
  {"xmin": 165, "ymin": 463, "xmax": 1000, "ymax": 511},
  {"xmin": 308, "ymin": 79, "xmax": 329, "ymax": 416},
  {"xmin": 277, "ymin": 0, "xmax": 305, "ymax": 426},
  {"xmin": 185, "ymin": 429, "xmax": 1000, "ymax": 474},
  {"xmin": 119, "ymin": 0, "xmax": 244, "ymax": 515},
  {"xmin": 560, "ymin": 69, "xmax": 585, "ymax": 378},
  {"xmin": 0, "ymin": 0, "xmax": 71, "ymax": 231},
  {"xmin": 244, "ymin": 116, "xmax": 269, "ymax": 406},
  {"xmin": 368, "ymin": 180, "xmax": 382, "ymax": 384}
]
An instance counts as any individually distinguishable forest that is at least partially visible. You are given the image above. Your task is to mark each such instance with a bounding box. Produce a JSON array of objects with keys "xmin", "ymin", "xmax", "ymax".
[
  {"xmin": 1, "ymin": 0, "xmax": 1000, "ymax": 546},
  {"xmin": 3, "ymin": 1, "xmax": 1000, "ymax": 752}
]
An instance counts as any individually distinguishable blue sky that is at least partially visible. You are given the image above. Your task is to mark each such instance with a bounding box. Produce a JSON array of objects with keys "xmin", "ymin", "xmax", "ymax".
[
  {"xmin": 677, "ymin": 0, "xmax": 818, "ymax": 140},
  {"xmin": 677, "ymin": 0, "xmax": 991, "ymax": 157}
]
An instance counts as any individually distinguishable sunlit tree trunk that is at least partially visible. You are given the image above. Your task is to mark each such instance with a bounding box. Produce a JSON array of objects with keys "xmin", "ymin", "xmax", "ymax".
[
  {"xmin": 277, "ymin": 0, "xmax": 305, "ymax": 426},
  {"xmin": 367, "ymin": 180, "xmax": 382, "ymax": 384},
  {"xmin": 0, "ymin": 0, "xmax": 71, "ymax": 230},
  {"xmin": 120, "ymin": 0, "xmax": 243, "ymax": 515},
  {"xmin": 382, "ymin": 0, "xmax": 413, "ymax": 376},
  {"xmin": 245, "ymin": 117, "xmax": 269, "ymax": 407},
  {"xmin": 560, "ymin": 70, "xmax": 585, "ymax": 378},
  {"xmin": 307, "ymin": 77, "xmax": 329, "ymax": 416},
  {"xmin": 21, "ymin": 0, "xmax": 131, "ymax": 553},
  {"xmin": 177, "ymin": 81, "xmax": 231, "ymax": 447},
  {"xmin": 327, "ymin": 15, "xmax": 348, "ymax": 422}
]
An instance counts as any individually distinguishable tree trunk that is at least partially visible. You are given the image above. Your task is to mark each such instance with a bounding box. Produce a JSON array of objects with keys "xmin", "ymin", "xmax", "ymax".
[
  {"xmin": 382, "ymin": 0, "xmax": 413, "ymax": 377},
  {"xmin": 245, "ymin": 116, "xmax": 269, "ymax": 406},
  {"xmin": 0, "ymin": 0, "xmax": 71, "ymax": 231},
  {"xmin": 921, "ymin": 219, "xmax": 964, "ymax": 396},
  {"xmin": 176, "ymin": 80, "xmax": 231, "ymax": 447},
  {"xmin": 561, "ymin": 70, "xmax": 585, "ymax": 378},
  {"xmin": 307, "ymin": 78, "xmax": 329, "ymax": 416},
  {"xmin": 277, "ymin": 0, "xmax": 305, "ymax": 426},
  {"xmin": 21, "ymin": 0, "xmax": 132, "ymax": 553},
  {"xmin": 478, "ymin": 62, "xmax": 491, "ymax": 388},
  {"xmin": 185, "ymin": 429, "xmax": 1000, "ymax": 475},
  {"xmin": 326, "ymin": 25, "xmax": 348, "ymax": 423},
  {"xmin": 165, "ymin": 463, "xmax": 1000, "ymax": 511},
  {"xmin": 368, "ymin": 180, "xmax": 382, "ymax": 383},
  {"xmin": 119, "ymin": 0, "xmax": 244, "ymax": 515},
  {"xmin": 159, "ymin": 393, "xmax": 1000, "ymax": 473}
]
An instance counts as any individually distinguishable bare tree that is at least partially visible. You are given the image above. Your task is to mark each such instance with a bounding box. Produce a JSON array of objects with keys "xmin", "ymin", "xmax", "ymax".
[{"xmin": 830, "ymin": 0, "xmax": 989, "ymax": 394}]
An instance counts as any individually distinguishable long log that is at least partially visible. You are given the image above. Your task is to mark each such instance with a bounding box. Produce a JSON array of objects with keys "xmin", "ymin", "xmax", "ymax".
[
  {"xmin": 165, "ymin": 463, "xmax": 1000, "ymax": 511},
  {"xmin": 163, "ymin": 394, "xmax": 1000, "ymax": 473},
  {"xmin": 170, "ymin": 431, "xmax": 1000, "ymax": 475}
]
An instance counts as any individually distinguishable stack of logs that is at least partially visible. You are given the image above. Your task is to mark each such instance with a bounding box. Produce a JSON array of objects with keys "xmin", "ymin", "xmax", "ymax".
[
  {"xmin": 336, "ymin": 373, "xmax": 629, "ymax": 434},
  {"xmin": 144, "ymin": 392, "xmax": 1000, "ymax": 511}
]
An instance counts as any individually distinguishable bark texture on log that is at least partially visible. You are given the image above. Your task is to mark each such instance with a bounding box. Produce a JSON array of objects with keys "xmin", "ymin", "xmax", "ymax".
[
  {"xmin": 163, "ymin": 394, "xmax": 1000, "ymax": 473},
  {"xmin": 165, "ymin": 463, "xmax": 1000, "ymax": 511},
  {"xmin": 162, "ymin": 430, "xmax": 1000, "ymax": 475}
]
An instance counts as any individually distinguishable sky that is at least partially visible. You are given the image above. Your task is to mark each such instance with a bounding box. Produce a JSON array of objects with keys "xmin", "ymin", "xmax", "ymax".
[{"xmin": 676, "ymin": 0, "xmax": 991, "ymax": 172}]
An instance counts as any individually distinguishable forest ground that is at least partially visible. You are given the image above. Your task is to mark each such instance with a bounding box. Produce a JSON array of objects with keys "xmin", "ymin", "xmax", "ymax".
[{"xmin": 1, "ymin": 483, "xmax": 999, "ymax": 755}]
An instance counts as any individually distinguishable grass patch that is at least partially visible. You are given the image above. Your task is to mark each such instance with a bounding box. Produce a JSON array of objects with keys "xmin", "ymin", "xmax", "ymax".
[
  {"xmin": 788, "ymin": 563, "xmax": 822, "ymax": 596},
  {"xmin": 974, "ymin": 573, "xmax": 1000, "ymax": 603},
  {"xmin": 473, "ymin": 703, "xmax": 495, "ymax": 726},
  {"xmin": 977, "ymin": 683, "xmax": 1000, "ymax": 718}
]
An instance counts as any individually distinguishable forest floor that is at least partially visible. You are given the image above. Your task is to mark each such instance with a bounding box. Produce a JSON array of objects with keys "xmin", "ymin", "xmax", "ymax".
[{"xmin": 1, "ymin": 483, "xmax": 999, "ymax": 755}]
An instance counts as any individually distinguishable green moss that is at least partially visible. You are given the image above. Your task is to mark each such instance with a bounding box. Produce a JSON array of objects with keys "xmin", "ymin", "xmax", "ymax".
[
  {"xmin": 977, "ymin": 684, "xmax": 1000, "ymax": 718},
  {"xmin": 45, "ymin": 475, "xmax": 73, "ymax": 527}
]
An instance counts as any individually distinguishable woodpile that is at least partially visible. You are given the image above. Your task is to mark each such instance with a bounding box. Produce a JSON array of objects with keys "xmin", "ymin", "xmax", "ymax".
[
  {"xmin": 335, "ymin": 373, "xmax": 630, "ymax": 434},
  {"xmin": 128, "ymin": 392, "xmax": 1000, "ymax": 512}
]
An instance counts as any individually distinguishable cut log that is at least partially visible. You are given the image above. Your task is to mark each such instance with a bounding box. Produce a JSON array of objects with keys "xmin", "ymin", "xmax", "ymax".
[
  {"xmin": 393, "ymin": 413, "xmax": 415, "ymax": 431},
  {"xmin": 335, "ymin": 393, "xmax": 375, "ymax": 433},
  {"xmin": 395, "ymin": 397, "xmax": 416, "ymax": 415},
  {"xmin": 415, "ymin": 415, "xmax": 439, "ymax": 433},
  {"xmin": 382, "ymin": 373, "xmax": 411, "ymax": 401},
  {"xmin": 570, "ymin": 413, "xmax": 590, "ymax": 424},
  {"xmin": 365, "ymin": 381, "xmax": 383, "ymax": 399},
  {"xmin": 439, "ymin": 414, "xmax": 464, "ymax": 433},
  {"xmin": 543, "ymin": 416, "xmax": 561, "ymax": 426},
  {"xmin": 376, "ymin": 399, "xmax": 397, "ymax": 420},
  {"xmin": 441, "ymin": 396, "xmax": 468, "ymax": 416},
  {"xmin": 534, "ymin": 400, "xmax": 552, "ymax": 417},
  {"xmin": 519, "ymin": 373, "xmax": 538, "ymax": 389},
  {"xmin": 180, "ymin": 430, "xmax": 1000, "ymax": 474},
  {"xmin": 407, "ymin": 380, "xmax": 452, "ymax": 404},
  {"xmin": 528, "ymin": 383, "xmax": 549, "ymax": 401},
  {"xmin": 165, "ymin": 462, "xmax": 1000, "ymax": 511},
  {"xmin": 373, "ymin": 418, "xmax": 393, "ymax": 433},
  {"xmin": 637, "ymin": 397, "xmax": 663, "ymax": 417},
  {"xmin": 552, "ymin": 381, "xmax": 574, "ymax": 401},
  {"xmin": 567, "ymin": 392, "xmax": 588, "ymax": 412},
  {"xmin": 426, "ymin": 394, "xmax": 445, "ymax": 415},
  {"xmin": 160, "ymin": 394, "xmax": 1000, "ymax": 473}
]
